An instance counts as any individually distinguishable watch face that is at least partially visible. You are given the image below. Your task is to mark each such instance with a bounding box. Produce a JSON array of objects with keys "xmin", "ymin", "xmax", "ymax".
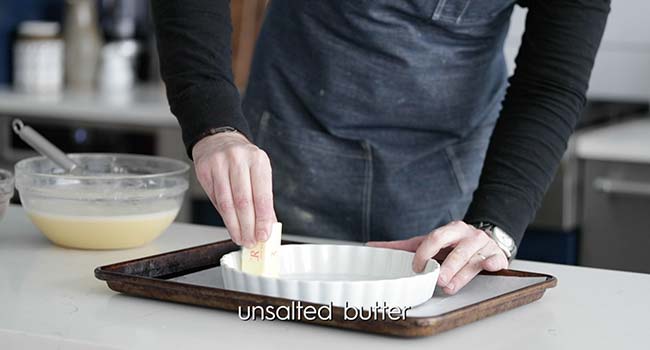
[{"xmin": 494, "ymin": 227, "xmax": 515, "ymax": 249}]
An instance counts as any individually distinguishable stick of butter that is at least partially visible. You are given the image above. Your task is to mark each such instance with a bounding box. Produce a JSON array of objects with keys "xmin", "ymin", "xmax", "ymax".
[{"xmin": 241, "ymin": 222, "xmax": 282, "ymax": 277}]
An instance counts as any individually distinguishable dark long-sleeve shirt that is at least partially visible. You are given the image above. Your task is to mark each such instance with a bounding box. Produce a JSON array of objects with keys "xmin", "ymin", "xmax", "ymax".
[{"xmin": 151, "ymin": 0, "xmax": 609, "ymax": 245}]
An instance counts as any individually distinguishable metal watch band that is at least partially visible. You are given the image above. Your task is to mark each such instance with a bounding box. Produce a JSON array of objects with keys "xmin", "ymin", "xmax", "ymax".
[{"xmin": 471, "ymin": 222, "xmax": 517, "ymax": 262}]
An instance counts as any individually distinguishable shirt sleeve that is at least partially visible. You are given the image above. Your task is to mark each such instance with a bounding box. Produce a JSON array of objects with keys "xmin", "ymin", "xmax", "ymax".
[
  {"xmin": 464, "ymin": 0, "xmax": 610, "ymax": 245},
  {"xmin": 151, "ymin": 0, "xmax": 251, "ymax": 158}
]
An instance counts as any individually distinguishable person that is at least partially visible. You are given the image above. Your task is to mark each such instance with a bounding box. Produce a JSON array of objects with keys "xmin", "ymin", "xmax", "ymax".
[{"xmin": 151, "ymin": 0, "xmax": 609, "ymax": 294}]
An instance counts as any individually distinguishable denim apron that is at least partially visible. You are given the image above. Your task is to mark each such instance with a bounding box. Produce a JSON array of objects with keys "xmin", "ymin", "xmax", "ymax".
[{"xmin": 242, "ymin": 0, "xmax": 515, "ymax": 242}]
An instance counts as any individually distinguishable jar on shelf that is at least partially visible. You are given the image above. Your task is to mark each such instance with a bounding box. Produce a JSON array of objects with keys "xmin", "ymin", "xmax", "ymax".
[
  {"xmin": 63, "ymin": 0, "xmax": 102, "ymax": 91},
  {"xmin": 13, "ymin": 21, "xmax": 64, "ymax": 94}
]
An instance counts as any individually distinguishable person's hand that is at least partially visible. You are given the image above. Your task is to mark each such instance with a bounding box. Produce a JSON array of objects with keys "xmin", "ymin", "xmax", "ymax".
[
  {"xmin": 192, "ymin": 131, "xmax": 276, "ymax": 248},
  {"xmin": 368, "ymin": 221, "xmax": 508, "ymax": 295}
]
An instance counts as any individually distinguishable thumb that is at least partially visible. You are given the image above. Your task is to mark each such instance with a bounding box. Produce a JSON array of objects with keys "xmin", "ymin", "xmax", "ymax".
[{"xmin": 366, "ymin": 235, "xmax": 425, "ymax": 252}]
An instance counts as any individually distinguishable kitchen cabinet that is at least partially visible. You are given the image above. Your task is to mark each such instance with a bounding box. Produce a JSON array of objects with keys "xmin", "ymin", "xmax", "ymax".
[
  {"xmin": 581, "ymin": 159, "xmax": 650, "ymax": 273},
  {"xmin": 576, "ymin": 117, "xmax": 650, "ymax": 273}
]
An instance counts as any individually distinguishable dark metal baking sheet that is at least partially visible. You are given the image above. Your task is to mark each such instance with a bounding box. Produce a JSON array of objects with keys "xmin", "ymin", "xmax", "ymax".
[{"xmin": 95, "ymin": 239, "xmax": 557, "ymax": 337}]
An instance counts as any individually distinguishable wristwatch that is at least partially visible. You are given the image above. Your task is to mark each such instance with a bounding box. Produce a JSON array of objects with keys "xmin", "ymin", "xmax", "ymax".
[
  {"xmin": 472, "ymin": 222, "xmax": 518, "ymax": 261},
  {"xmin": 196, "ymin": 126, "xmax": 240, "ymax": 140}
]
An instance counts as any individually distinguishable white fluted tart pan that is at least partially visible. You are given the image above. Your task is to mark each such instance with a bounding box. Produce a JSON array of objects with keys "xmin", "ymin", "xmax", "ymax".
[{"xmin": 220, "ymin": 244, "xmax": 439, "ymax": 308}]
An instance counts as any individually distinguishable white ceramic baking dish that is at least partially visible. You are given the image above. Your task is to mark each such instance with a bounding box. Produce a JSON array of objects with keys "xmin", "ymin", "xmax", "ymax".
[{"xmin": 220, "ymin": 244, "xmax": 440, "ymax": 308}]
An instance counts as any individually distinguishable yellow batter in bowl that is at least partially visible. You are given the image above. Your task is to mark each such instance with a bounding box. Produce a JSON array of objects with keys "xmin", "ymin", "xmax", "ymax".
[{"xmin": 26, "ymin": 209, "xmax": 179, "ymax": 249}]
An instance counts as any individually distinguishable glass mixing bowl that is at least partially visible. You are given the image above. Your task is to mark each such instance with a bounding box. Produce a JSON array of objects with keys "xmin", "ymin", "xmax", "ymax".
[
  {"xmin": 14, "ymin": 154, "xmax": 189, "ymax": 249},
  {"xmin": 0, "ymin": 169, "xmax": 14, "ymax": 222}
]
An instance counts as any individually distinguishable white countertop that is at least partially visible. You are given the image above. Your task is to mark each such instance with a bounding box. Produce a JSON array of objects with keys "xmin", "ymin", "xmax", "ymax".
[
  {"xmin": 0, "ymin": 85, "xmax": 177, "ymax": 128},
  {"xmin": 1, "ymin": 204, "xmax": 648, "ymax": 350},
  {"xmin": 575, "ymin": 116, "xmax": 650, "ymax": 163}
]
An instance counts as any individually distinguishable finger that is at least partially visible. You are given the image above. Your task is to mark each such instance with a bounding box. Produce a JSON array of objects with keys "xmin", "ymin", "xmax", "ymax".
[
  {"xmin": 438, "ymin": 229, "xmax": 490, "ymax": 287},
  {"xmin": 230, "ymin": 162, "xmax": 256, "ymax": 248},
  {"xmin": 412, "ymin": 222, "xmax": 467, "ymax": 273},
  {"xmin": 212, "ymin": 166, "xmax": 242, "ymax": 246},
  {"xmin": 443, "ymin": 246, "xmax": 489, "ymax": 295},
  {"xmin": 481, "ymin": 247, "xmax": 509, "ymax": 272},
  {"xmin": 366, "ymin": 235, "xmax": 425, "ymax": 252},
  {"xmin": 250, "ymin": 150, "xmax": 276, "ymax": 242},
  {"xmin": 445, "ymin": 242, "xmax": 508, "ymax": 294}
]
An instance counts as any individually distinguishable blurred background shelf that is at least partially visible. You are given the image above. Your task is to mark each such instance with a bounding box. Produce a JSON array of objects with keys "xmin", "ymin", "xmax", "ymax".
[{"xmin": 0, "ymin": 84, "xmax": 174, "ymax": 126}]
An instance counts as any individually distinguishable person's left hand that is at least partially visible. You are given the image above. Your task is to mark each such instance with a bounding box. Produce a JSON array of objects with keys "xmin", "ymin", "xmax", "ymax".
[{"xmin": 367, "ymin": 221, "xmax": 509, "ymax": 295}]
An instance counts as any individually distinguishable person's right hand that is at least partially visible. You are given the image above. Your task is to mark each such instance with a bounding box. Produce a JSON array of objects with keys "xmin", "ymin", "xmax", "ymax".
[{"xmin": 192, "ymin": 131, "xmax": 276, "ymax": 248}]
